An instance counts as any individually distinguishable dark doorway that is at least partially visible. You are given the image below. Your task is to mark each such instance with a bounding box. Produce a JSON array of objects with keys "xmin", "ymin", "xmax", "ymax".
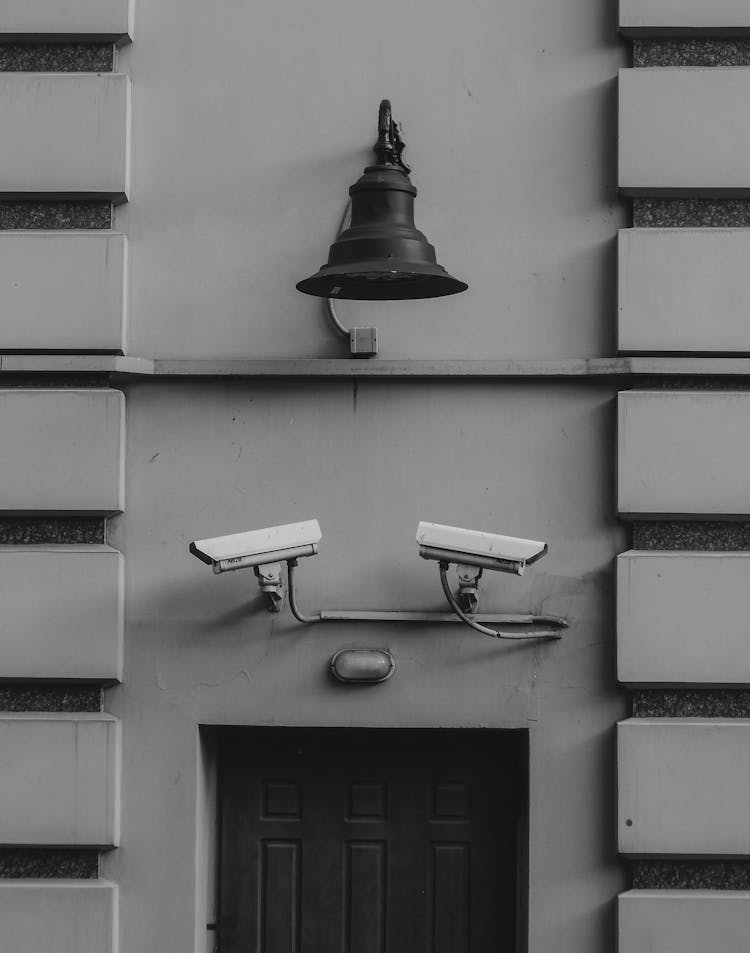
[{"xmin": 218, "ymin": 727, "xmax": 526, "ymax": 953}]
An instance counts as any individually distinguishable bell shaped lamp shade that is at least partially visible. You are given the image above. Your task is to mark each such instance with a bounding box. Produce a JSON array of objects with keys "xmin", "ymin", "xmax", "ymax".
[{"xmin": 296, "ymin": 101, "xmax": 468, "ymax": 302}]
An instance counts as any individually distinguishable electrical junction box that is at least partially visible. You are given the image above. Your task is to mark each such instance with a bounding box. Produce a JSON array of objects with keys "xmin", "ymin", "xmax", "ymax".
[{"xmin": 350, "ymin": 326, "xmax": 378, "ymax": 356}]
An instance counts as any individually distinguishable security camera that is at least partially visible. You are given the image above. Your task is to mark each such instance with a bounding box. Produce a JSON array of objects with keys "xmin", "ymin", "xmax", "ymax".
[
  {"xmin": 416, "ymin": 521, "xmax": 547, "ymax": 576},
  {"xmin": 190, "ymin": 519, "xmax": 322, "ymax": 574}
]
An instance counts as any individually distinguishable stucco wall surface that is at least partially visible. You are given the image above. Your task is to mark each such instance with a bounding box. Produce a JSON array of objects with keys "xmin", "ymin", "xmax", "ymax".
[
  {"xmin": 103, "ymin": 380, "xmax": 627, "ymax": 953},
  {"xmin": 115, "ymin": 0, "xmax": 625, "ymax": 359}
]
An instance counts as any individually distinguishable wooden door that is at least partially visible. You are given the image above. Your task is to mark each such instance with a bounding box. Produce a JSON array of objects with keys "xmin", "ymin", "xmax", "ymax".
[{"xmin": 218, "ymin": 728, "xmax": 524, "ymax": 953}]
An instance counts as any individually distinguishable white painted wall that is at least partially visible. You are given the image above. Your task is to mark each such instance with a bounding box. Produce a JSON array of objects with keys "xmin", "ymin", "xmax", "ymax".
[
  {"xmin": 115, "ymin": 0, "xmax": 625, "ymax": 359},
  {"xmin": 104, "ymin": 379, "xmax": 627, "ymax": 953}
]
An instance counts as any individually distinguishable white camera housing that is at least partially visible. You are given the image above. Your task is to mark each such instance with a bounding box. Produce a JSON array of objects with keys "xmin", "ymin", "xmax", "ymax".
[
  {"xmin": 190, "ymin": 519, "xmax": 322, "ymax": 574},
  {"xmin": 416, "ymin": 521, "xmax": 547, "ymax": 575}
]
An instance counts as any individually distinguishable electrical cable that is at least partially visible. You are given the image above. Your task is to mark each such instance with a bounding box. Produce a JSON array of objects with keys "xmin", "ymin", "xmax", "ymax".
[
  {"xmin": 286, "ymin": 558, "xmax": 566, "ymax": 636},
  {"xmin": 287, "ymin": 559, "xmax": 321, "ymax": 623},
  {"xmin": 324, "ymin": 199, "xmax": 353, "ymax": 340},
  {"xmin": 438, "ymin": 563, "xmax": 564, "ymax": 641}
]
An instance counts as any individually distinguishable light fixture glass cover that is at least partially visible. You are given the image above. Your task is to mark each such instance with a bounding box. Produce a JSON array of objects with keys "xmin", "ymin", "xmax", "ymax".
[{"xmin": 296, "ymin": 100, "xmax": 468, "ymax": 301}]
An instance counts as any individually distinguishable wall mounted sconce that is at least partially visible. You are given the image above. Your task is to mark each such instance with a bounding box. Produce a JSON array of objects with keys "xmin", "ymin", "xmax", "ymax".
[
  {"xmin": 189, "ymin": 520, "xmax": 566, "ymax": 641},
  {"xmin": 296, "ymin": 100, "xmax": 468, "ymax": 358}
]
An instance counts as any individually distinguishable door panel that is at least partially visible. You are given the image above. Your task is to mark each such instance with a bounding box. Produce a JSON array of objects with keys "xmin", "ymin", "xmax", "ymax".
[{"xmin": 218, "ymin": 728, "xmax": 524, "ymax": 953}]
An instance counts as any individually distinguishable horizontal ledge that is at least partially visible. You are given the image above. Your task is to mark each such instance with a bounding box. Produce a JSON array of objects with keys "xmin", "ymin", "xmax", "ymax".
[
  {"xmin": 0, "ymin": 543, "xmax": 118, "ymax": 553},
  {"xmin": 619, "ymin": 513, "xmax": 750, "ymax": 520},
  {"xmin": 0, "ymin": 711, "xmax": 118, "ymax": 722},
  {"xmin": 617, "ymin": 850, "xmax": 747, "ymax": 864},
  {"xmin": 620, "ymin": 26, "xmax": 750, "ymax": 37},
  {"xmin": 4, "ymin": 356, "xmax": 750, "ymax": 378},
  {"xmin": 0, "ymin": 355, "xmax": 152, "ymax": 374},
  {"xmin": 0, "ymin": 33, "xmax": 130, "ymax": 44},
  {"xmin": 621, "ymin": 681, "xmax": 750, "ymax": 688},
  {"xmin": 619, "ymin": 187, "xmax": 750, "ymax": 198},
  {"xmin": 151, "ymin": 358, "xmax": 631, "ymax": 378},
  {"xmin": 620, "ymin": 717, "xmax": 750, "ymax": 725},
  {"xmin": 0, "ymin": 191, "xmax": 126, "ymax": 204}
]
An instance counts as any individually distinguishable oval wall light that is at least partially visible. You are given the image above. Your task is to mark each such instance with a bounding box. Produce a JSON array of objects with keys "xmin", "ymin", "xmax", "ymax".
[{"xmin": 330, "ymin": 649, "xmax": 395, "ymax": 684}]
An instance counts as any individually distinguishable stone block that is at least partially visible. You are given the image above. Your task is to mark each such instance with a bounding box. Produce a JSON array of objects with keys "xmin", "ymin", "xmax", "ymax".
[
  {"xmin": 0, "ymin": 74, "xmax": 129, "ymax": 201},
  {"xmin": 618, "ymin": 391, "xmax": 750, "ymax": 518},
  {"xmin": 620, "ymin": 0, "xmax": 750, "ymax": 36},
  {"xmin": 0, "ymin": 232, "xmax": 126, "ymax": 352},
  {"xmin": 1, "ymin": 0, "xmax": 130, "ymax": 42},
  {"xmin": 619, "ymin": 890, "xmax": 750, "ymax": 953},
  {"xmin": 0, "ymin": 545, "xmax": 123, "ymax": 681},
  {"xmin": 0, "ymin": 389, "xmax": 125, "ymax": 514},
  {"xmin": 618, "ymin": 551, "xmax": 750, "ymax": 685},
  {"xmin": 619, "ymin": 68, "xmax": 750, "ymax": 195},
  {"xmin": 0, "ymin": 881, "xmax": 116, "ymax": 953},
  {"xmin": 0, "ymin": 714, "xmax": 120, "ymax": 847},
  {"xmin": 618, "ymin": 228, "xmax": 750, "ymax": 353},
  {"xmin": 619, "ymin": 719, "xmax": 750, "ymax": 854}
]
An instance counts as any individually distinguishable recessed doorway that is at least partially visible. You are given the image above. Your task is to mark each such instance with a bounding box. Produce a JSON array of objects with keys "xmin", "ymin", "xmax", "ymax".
[{"xmin": 217, "ymin": 727, "xmax": 526, "ymax": 953}]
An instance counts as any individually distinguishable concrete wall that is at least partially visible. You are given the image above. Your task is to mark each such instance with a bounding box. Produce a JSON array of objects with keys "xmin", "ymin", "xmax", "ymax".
[
  {"xmin": 114, "ymin": 0, "xmax": 625, "ymax": 360},
  {"xmin": 101, "ymin": 380, "xmax": 627, "ymax": 952},
  {"xmin": 0, "ymin": 0, "xmax": 686, "ymax": 950}
]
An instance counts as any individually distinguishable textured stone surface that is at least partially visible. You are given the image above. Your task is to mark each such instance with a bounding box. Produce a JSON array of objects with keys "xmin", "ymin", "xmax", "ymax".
[
  {"xmin": 632, "ymin": 691, "xmax": 750, "ymax": 718},
  {"xmin": 633, "ymin": 860, "xmax": 750, "ymax": 890},
  {"xmin": 0, "ymin": 849, "xmax": 98, "ymax": 879},
  {"xmin": 633, "ymin": 198, "xmax": 750, "ymax": 227},
  {"xmin": 0, "ymin": 201, "xmax": 111, "ymax": 230},
  {"xmin": 634, "ymin": 38, "xmax": 750, "ymax": 67},
  {"xmin": 0, "ymin": 44, "xmax": 113, "ymax": 72},
  {"xmin": 0, "ymin": 686, "xmax": 101, "ymax": 712},
  {"xmin": 632, "ymin": 521, "xmax": 750, "ymax": 550},
  {"xmin": 0, "ymin": 518, "xmax": 105, "ymax": 544}
]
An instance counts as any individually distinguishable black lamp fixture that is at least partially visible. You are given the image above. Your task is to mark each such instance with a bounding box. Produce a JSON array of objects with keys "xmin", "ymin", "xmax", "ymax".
[{"xmin": 296, "ymin": 100, "xmax": 468, "ymax": 302}]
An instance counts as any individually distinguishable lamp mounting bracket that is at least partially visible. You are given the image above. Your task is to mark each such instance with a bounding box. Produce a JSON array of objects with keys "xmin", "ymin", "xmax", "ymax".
[{"xmin": 375, "ymin": 99, "xmax": 411, "ymax": 174}]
